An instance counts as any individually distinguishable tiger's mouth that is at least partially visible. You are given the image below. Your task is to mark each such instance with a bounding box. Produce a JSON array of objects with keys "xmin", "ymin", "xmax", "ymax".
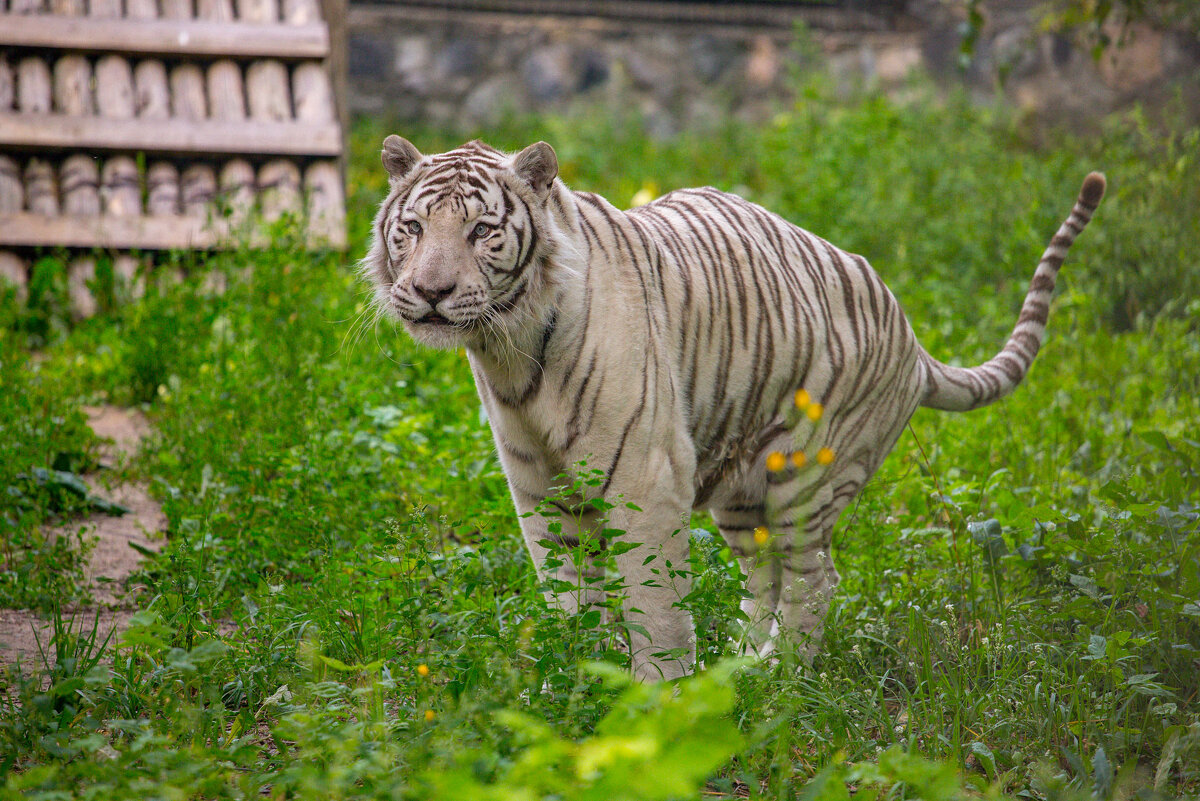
[{"xmin": 417, "ymin": 312, "xmax": 453, "ymax": 326}]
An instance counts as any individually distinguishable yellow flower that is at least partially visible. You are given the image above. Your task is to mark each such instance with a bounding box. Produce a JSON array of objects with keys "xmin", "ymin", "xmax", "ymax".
[
  {"xmin": 753, "ymin": 526, "xmax": 769, "ymax": 546},
  {"xmin": 791, "ymin": 451, "xmax": 807, "ymax": 468},
  {"xmin": 817, "ymin": 447, "xmax": 835, "ymax": 466},
  {"xmin": 417, "ymin": 664, "xmax": 430, "ymax": 677},
  {"xmin": 806, "ymin": 403, "xmax": 824, "ymax": 422},
  {"xmin": 794, "ymin": 388, "xmax": 811, "ymax": 409},
  {"xmin": 424, "ymin": 709, "xmax": 435, "ymax": 722},
  {"xmin": 765, "ymin": 451, "xmax": 786, "ymax": 472},
  {"xmin": 630, "ymin": 184, "xmax": 657, "ymax": 207}
]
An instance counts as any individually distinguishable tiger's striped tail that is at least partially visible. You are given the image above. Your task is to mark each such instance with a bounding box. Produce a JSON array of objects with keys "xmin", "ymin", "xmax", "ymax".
[{"xmin": 920, "ymin": 172, "xmax": 1106, "ymax": 412}]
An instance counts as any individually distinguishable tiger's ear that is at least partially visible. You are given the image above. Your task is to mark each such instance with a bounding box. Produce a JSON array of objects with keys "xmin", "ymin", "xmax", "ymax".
[
  {"xmin": 382, "ymin": 135, "xmax": 422, "ymax": 181},
  {"xmin": 512, "ymin": 141, "xmax": 558, "ymax": 200}
]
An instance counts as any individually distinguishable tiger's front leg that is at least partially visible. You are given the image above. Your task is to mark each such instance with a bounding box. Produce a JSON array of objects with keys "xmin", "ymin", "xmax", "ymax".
[
  {"xmin": 515, "ymin": 461, "xmax": 695, "ymax": 680},
  {"xmin": 513, "ymin": 492, "xmax": 607, "ymax": 616},
  {"xmin": 605, "ymin": 495, "xmax": 695, "ymax": 681},
  {"xmin": 597, "ymin": 438, "xmax": 697, "ymax": 681}
]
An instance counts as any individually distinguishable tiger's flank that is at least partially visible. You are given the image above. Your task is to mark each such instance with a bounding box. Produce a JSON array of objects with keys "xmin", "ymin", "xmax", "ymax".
[{"xmin": 362, "ymin": 135, "xmax": 1104, "ymax": 681}]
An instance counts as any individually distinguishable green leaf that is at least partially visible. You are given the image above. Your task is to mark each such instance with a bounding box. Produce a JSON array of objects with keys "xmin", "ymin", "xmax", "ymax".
[
  {"xmin": 1070, "ymin": 574, "xmax": 1101, "ymax": 600},
  {"xmin": 1092, "ymin": 745, "xmax": 1113, "ymax": 799},
  {"xmin": 969, "ymin": 741, "xmax": 997, "ymax": 780},
  {"xmin": 578, "ymin": 609, "xmax": 602, "ymax": 628}
]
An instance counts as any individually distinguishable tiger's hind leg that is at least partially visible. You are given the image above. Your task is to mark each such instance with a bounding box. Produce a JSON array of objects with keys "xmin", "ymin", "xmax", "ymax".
[
  {"xmin": 764, "ymin": 395, "xmax": 919, "ymax": 659},
  {"xmin": 713, "ymin": 438, "xmax": 876, "ymax": 661},
  {"xmin": 768, "ymin": 468, "xmax": 862, "ymax": 657},
  {"xmin": 709, "ymin": 438, "xmax": 841, "ymax": 658},
  {"xmin": 711, "ymin": 502, "xmax": 781, "ymax": 656}
]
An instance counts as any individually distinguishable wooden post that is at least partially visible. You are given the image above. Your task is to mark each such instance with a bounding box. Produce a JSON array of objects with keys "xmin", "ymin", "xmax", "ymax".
[
  {"xmin": 96, "ymin": 56, "xmax": 136, "ymax": 118},
  {"xmin": 147, "ymin": 161, "xmax": 180, "ymax": 214},
  {"xmin": 126, "ymin": 0, "xmax": 158, "ymax": 19},
  {"xmin": 181, "ymin": 163, "xmax": 217, "ymax": 217},
  {"xmin": 67, "ymin": 256, "xmax": 98, "ymax": 317},
  {"xmin": 102, "ymin": 157, "xmax": 141, "ymax": 216},
  {"xmin": 218, "ymin": 158, "xmax": 255, "ymax": 225},
  {"xmin": 136, "ymin": 59, "xmax": 179, "ymax": 222},
  {"xmin": 0, "ymin": 155, "xmax": 22, "ymax": 213},
  {"xmin": 134, "ymin": 60, "xmax": 171, "ymax": 118},
  {"xmin": 258, "ymin": 159, "xmax": 300, "ymax": 220},
  {"xmin": 61, "ymin": 155, "xmax": 101, "ymax": 317},
  {"xmin": 0, "ymin": 154, "xmax": 26, "ymax": 296},
  {"xmin": 304, "ymin": 160, "xmax": 343, "ymax": 245},
  {"xmin": 0, "ymin": 56, "xmax": 14, "ymax": 112},
  {"xmin": 282, "ymin": 0, "xmax": 319, "ymax": 24},
  {"xmin": 161, "ymin": 0, "xmax": 194, "ymax": 19},
  {"xmin": 61, "ymin": 155, "xmax": 100, "ymax": 215},
  {"xmin": 50, "ymin": 0, "xmax": 84, "ymax": 13},
  {"xmin": 246, "ymin": 60, "xmax": 291, "ymax": 121},
  {"xmin": 105, "ymin": 155, "xmax": 145, "ymax": 299},
  {"xmin": 197, "ymin": 0, "xmax": 234, "ymax": 20},
  {"xmin": 237, "ymin": 0, "xmax": 277, "ymax": 23},
  {"xmin": 207, "ymin": 60, "xmax": 246, "ymax": 121},
  {"xmin": 113, "ymin": 253, "xmax": 144, "ymax": 302},
  {"xmin": 95, "ymin": 54, "xmax": 143, "ymax": 301},
  {"xmin": 0, "ymin": 252, "xmax": 27, "ymax": 304},
  {"xmin": 292, "ymin": 61, "xmax": 332, "ymax": 122},
  {"xmin": 17, "ymin": 57, "xmax": 52, "ymax": 113},
  {"xmin": 318, "ymin": 0, "xmax": 347, "ymax": 163},
  {"xmin": 89, "ymin": 0, "xmax": 122, "ymax": 17},
  {"xmin": 53, "ymin": 54, "xmax": 93, "ymax": 115},
  {"xmin": 170, "ymin": 63, "xmax": 208, "ymax": 120},
  {"xmin": 23, "ymin": 158, "xmax": 58, "ymax": 215}
]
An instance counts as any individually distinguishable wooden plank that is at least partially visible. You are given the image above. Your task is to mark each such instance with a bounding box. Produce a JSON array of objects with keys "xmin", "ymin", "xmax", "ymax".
[
  {"xmin": 0, "ymin": 113, "xmax": 342, "ymax": 156},
  {"xmin": 349, "ymin": 0, "xmax": 892, "ymax": 34},
  {"xmin": 0, "ymin": 15, "xmax": 329, "ymax": 59},
  {"xmin": 0, "ymin": 212, "xmax": 345, "ymax": 249}
]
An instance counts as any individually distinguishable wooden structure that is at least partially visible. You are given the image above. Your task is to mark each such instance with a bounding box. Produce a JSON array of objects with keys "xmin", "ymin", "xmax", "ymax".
[{"xmin": 0, "ymin": 0, "xmax": 347, "ymax": 313}]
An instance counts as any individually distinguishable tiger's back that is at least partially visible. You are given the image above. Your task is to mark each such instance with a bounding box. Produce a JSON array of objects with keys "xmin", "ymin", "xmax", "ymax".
[{"xmin": 623, "ymin": 187, "xmax": 926, "ymax": 499}]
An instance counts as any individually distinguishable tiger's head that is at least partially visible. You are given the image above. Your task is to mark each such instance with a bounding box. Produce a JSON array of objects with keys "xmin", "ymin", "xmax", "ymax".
[{"xmin": 363, "ymin": 136, "xmax": 565, "ymax": 350}]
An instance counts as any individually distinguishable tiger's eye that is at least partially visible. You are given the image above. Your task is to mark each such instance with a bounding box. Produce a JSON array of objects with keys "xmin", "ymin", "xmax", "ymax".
[
  {"xmin": 406, "ymin": 220, "xmax": 422, "ymax": 236},
  {"xmin": 472, "ymin": 222, "xmax": 491, "ymax": 239}
]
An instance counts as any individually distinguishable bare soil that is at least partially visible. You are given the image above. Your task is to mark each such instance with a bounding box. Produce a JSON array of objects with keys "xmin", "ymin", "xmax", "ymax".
[{"xmin": 0, "ymin": 406, "xmax": 165, "ymax": 668}]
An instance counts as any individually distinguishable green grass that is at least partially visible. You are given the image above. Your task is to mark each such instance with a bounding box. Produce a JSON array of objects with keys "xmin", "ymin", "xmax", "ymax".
[{"xmin": 1, "ymin": 85, "xmax": 1198, "ymax": 799}]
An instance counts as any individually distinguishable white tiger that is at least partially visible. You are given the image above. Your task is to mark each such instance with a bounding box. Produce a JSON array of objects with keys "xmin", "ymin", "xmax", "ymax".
[{"xmin": 363, "ymin": 135, "xmax": 1105, "ymax": 680}]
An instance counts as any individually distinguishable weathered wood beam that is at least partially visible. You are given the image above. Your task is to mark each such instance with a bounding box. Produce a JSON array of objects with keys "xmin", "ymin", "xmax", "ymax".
[
  {"xmin": 0, "ymin": 15, "xmax": 329, "ymax": 59},
  {"xmin": 0, "ymin": 113, "xmax": 342, "ymax": 157},
  {"xmin": 0, "ymin": 212, "xmax": 345, "ymax": 250}
]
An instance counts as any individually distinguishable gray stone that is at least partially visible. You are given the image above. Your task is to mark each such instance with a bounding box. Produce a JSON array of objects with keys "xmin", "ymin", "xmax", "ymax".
[
  {"xmin": 576, "ymin": 47, "xmax": 610, "ymax": 93},
  {"xmin": 639, "ymin": 96, "xmax": 678, "ymax": 140},
  {"xmin": 622, "ymin": 47, "xmax": 678, "ymax": 99},
  {"xmin": 344, "ymin": 3, "xmax": 1195, "ymax": 137},
  {"xmin": 522, "ymin": 43, "xmax": 576, "ymax": 103},
  {"xmin": 744, "ymin": 35, "xmax": 781, "ymax": 89},
  {"xmin": 682, "ymin": 95, "xmax": 724, "ymax": 132},
  {"xmin": 875, "ymin": 40, "xmax": 922, "ymax": 84},
  {"xmin": 1164, "ymin": 30, "xmax": 1200, "ymax": 76},
  {"xmin": 992, "ymin": 25, "xmax": 1041, "ymax": 81},
  {"xmin": 460, "ymin": 74, "xmax": 527, "ymax": 128},
  {"xmin": 348, "ymin": 32, "xmax": 393, "ymax": 79},
  {"xmin": 434, "ymin": 38, "xmax": 482, "ymax": 82},
  {"xmin": 394, "ymin": 35, "xmax": 432, "ymax": 94},
  {"xmin": 690, "ymin": 35, "xmax": 741, "ymax": 83}
]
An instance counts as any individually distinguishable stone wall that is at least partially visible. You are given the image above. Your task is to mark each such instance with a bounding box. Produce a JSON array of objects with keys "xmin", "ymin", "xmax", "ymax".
[{"xmin": 346, "ymin": 1, "xmax": 1200, "ymax": 134}]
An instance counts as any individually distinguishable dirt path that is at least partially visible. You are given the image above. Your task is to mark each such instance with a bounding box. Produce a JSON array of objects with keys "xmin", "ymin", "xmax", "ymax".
[{"xmin": 0, "ymin": 406, "xmax": 165, "ymax": 668}]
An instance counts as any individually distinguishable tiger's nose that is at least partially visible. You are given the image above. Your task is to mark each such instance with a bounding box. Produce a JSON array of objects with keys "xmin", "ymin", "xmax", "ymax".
[{"xmin": 412, "ymin": 277, "xmax": 456, "ymax": 306}]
